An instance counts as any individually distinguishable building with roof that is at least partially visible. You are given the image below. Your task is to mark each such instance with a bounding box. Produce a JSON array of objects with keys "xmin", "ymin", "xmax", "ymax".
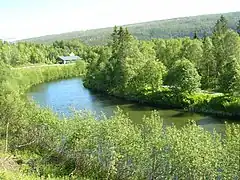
[{"xmin": 57, "ymin": 52, "xmax": 81, "ymax": 64}]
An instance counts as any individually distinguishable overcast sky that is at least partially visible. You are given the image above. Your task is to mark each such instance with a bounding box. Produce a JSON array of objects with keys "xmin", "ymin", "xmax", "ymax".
[{"xmin": 0, "ymin": 0, "xmax": 239, "ymax": 40}]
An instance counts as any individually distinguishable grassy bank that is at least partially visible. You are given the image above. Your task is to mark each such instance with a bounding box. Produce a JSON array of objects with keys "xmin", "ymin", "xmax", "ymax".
[
  {"xmin": 137, "ymin": 91, "xmax": 240, "ymax": 118},
  {"xmin": 0, "ymin": 63, "xmax": 239, "ymax": 179},
  {"xmin": 85, "ymin": 82, "xmax": 240, "ymax": 119}
]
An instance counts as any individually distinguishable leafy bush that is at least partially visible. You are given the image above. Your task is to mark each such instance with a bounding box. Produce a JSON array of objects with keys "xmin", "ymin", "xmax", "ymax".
[
  {"xmin": 166, "ymin": 59, "xmax": 201, "ymax": 93},
  {"xmin": 208, "ymin": 95, "xmax": 240, "ymax": 115},
  {"xmin": 36, "ymin": 111, "xmax": 240, "ymax": 179}
]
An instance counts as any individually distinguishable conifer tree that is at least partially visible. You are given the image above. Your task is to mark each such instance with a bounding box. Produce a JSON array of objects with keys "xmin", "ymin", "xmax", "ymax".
[
  {"xmin": 193, "ymin": 31, "xmax": 198, "ymax": 39},
  {"xmin": 212, "ymin": 16, "xmax": 229, "ymax": 83},
  {"xmin": 213, "ymin": 15, "xmax": 228, "ymax": 36},
  {"xmin": 200, "ymin": 37, "xmax": 216, "ymax": 89},
  {"xmin": 108, "ymin": 27, "xmax": 145, "ymax": 92}
]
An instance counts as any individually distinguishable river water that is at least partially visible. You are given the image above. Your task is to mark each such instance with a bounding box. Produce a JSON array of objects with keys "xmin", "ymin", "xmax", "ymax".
[{"xmin": 27, "ymin": 78, "xmax": 237, "ymax": 133}]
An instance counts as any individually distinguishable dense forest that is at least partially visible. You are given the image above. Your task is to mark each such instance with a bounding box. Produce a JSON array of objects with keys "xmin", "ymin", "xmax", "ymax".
[
  {"xmin": 21, "ymin": 11, "xmax": 240, "ymax": 45},
  {"xmin": 84, "ymin": 15, "xmax": 240, "ymax": 116},
  {"xmin": 0, "ymin": 15, "xmax": 240, "ymax": 179}
]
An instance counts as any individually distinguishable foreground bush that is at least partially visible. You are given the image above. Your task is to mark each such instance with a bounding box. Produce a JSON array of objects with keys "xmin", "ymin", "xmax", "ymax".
[{"xmin": 32, "ymin": 111, "xmax": 238, "ymax": 179}]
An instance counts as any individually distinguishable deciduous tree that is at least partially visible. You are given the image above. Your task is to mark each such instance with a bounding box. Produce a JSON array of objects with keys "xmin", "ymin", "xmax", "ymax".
[
  {"xmin": 218, "ymin": 57, "xmax": 240, "ymax": 94},
  {"xmin": 166, "ymin": 59, "xmax": 201, "ymax": 93}
]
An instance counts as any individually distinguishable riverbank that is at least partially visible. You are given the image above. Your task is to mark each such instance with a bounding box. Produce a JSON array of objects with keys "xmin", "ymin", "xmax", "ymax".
[
  {"xmin": 84, "ymin": 84, "xmax": 240, "ymax": 119},
  {"xmin": 0, "ymin": 62, "xmax": 86, "ymax": 151},
  {"xmin": 0, "ymin": 63, "xmax": 87, "ymax": 178},
  {"xmin": 13, "ymin": 62, "xmax": 86, "ymax": 92}
]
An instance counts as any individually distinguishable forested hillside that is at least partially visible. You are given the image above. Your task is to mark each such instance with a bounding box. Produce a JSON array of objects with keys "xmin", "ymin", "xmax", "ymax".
[{"xmin": 21, "ymin": 11, "xmax": 240, "ymax": 45}]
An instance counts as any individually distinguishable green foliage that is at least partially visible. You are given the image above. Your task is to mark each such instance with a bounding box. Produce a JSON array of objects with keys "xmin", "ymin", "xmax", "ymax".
[
  {"xmin": 0, "ymin": 170, "xmax": 40, "ymax": 180},
  {"xmin": 200, "ymin": 37, "xmax": 216, "ymax": 89},
  {"xmin": 153, "ymin": 38, "xmax": 182, "ymax": 68},
  {"xmin": 179, "ymin": 38, "xmax": 203, "ymax": 65},
  {"xmin": 8, "ymin": 106, "xmax": 237, "ymax": 179},
  {"xmin": 207, "ymin": 95, "xmax": 240, "ymax": 115},
  {"xmin": 211, "ymin": 29, "xmax": 240, "ymax": 87},
  {"xmin": 131, "ymin": 60, "xmax": 167, "ymax": 94},
  {"xmin": 109, "ymin": 27, "xmax": 145, "ymax": 91},
  {"xmin": 166, "ymin": 59, "xmax": 201, "ymax": 93},
  {"xmin": 218, "ymin": 57, "xmax": 240, "ymax": 94},
  {"xmin": 84, "ymin": 46, "xmax": 112, "ymax": 91},
  {"xmin": 85, "ymin": 27, "xmax": 152, "ymax": 94},
  {"xmin": 0, "ymin": 63, "xmax": 86, "ymax": 156},
  {"xmin": 24, "ymin": 110, "xmax": 240, "ymax": 179},
  {"xmin": 0, "ymin": 39, "xmax": 87, "ymax": 66},
  {"xmin": 213, "ymin": 15, "xmax": 229, "ymax": 36},
  {"xmin": 215, "ymin": 30, "xmax": 240, "ymax": 93},
  {"xmin": 222, "ymin": 30, "xmax": 240, "ymax": 61}
]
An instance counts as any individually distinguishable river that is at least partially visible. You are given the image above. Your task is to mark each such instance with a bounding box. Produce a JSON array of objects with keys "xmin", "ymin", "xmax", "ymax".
[{"xmin": 27, "ymin": 78, "xmax": 237, "ymax": 133}]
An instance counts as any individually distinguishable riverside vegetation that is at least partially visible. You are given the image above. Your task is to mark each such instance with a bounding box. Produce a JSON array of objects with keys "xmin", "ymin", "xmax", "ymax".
[
  {"xmin": 84, "ymin": 16, "xmax": 240, "ymax": 117},
  {"xmin": 0, "ymin": 16, "xmax": 240, "ymax": 179}
]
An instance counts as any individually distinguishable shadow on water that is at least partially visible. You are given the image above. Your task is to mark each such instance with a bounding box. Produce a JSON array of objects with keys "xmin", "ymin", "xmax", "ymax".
[
  {"xmin": 171, "ymin": 111, "xmax": 197, "ymax": 118},
  {"xmin": 121, "ymin": 103, "xmax": 155, "ymax": 111},
  {"xmin": 88, "ymin": 92, "xmax": 128, "ymax": 107}
]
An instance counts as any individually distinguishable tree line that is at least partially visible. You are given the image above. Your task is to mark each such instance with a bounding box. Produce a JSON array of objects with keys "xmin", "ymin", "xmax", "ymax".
[
  {"xmin": 0, "ymin": 39, "xmax": 88, "ymax": 66},
  {"xmin": 84, "ymin": 16, "xmax": 240, "ymax": 95}
]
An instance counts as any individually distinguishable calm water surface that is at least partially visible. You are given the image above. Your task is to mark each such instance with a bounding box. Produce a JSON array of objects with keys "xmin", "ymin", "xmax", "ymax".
[{"xmin": 27, "ymin": 78, "xmax": 238, "ymax": 133}]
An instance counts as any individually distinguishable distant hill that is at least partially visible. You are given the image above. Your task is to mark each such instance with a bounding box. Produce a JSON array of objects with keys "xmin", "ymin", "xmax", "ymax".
[{"xmin": 21, "ymin": 11, "xmax": 240, "ymax": 45}]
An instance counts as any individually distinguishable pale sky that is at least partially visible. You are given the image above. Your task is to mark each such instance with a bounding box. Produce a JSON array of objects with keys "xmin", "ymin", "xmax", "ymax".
[{"xmin": 0, "ymin": 0, "xmax": 239, "ymax": 40}]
